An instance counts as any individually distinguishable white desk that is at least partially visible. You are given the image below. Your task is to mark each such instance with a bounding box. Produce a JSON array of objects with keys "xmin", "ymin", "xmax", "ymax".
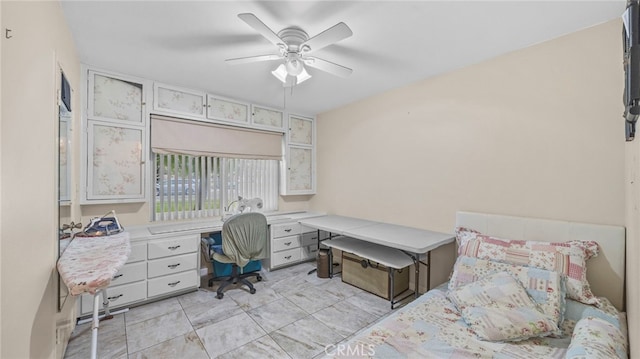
[
  {"xmin": 299, "ymin": 215, "xmax": 454, "ymax": 306},
  {"xmin": 299, "ymin": 215, "xmax": 377, "ymax": 234}
]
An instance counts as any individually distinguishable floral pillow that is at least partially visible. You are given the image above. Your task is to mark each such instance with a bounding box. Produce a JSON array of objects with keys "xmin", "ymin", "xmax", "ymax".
[
  {"xmin": 448, "ymin": 271, "xmax": 559, "ymax": 342},
  {"xmin": 449, "ymin": 255, "xmax": 566, "ymax": 327},
  {"xmin": 565, "ymin": 316, "xmax": 627, "ymax": 359},
  {"xmin": 455, "ymin": 227, "xmax": 600, "ymax": 306}
]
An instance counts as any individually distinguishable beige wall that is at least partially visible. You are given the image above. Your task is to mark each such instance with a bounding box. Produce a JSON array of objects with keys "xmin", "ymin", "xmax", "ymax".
[
  {"xmin": 1, "ymin": 1, "xmax": 80, "ymax": 358},
  {"xmin": 312, "ymin": 17, "xmax": 631, "ymax": 343}
]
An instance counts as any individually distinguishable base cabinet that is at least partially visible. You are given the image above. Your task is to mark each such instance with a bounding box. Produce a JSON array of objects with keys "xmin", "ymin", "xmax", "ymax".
[
  {"xmin": 267, "ymin": 221, "xmax": 326, "ymax": 270},
  {"xmin": 78, "ymin": 234, "xmax": 200, "ymax": 317}
]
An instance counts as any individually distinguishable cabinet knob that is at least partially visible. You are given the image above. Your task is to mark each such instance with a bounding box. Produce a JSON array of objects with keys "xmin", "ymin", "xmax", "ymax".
[
  {"xmin": 284, "ymin": 242, "xmax": 292, "ymax": 246},
  {"xmin": 168, "ymin": 245, "xmax": 181, "ymax": 250},
  {"xmin": 168, "ymin": 281, "xmax": 181, "ymax": 287},
  {"xmin": 284, "ymin": 255, "xmax": 291, "ymax": 260},
  {"xmin": 112, "ymin": 274, "xmax": 123, "ymax": 280},
  {"xmin": 167, "ymin": 263, "xmax": 180, "ymax": 269},
  {"xmin": 107, "ymin": 294, "xmax": 123, "ymax": 301},
  {"xmin": 284, "ymin": 229, "xmax": 292, "ymax": 233}
]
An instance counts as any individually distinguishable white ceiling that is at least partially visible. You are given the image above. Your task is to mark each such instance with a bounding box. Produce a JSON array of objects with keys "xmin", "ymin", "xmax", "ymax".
[{"xmin": 61, "ymin": 1, "xmax": 626, "ymax": 116}]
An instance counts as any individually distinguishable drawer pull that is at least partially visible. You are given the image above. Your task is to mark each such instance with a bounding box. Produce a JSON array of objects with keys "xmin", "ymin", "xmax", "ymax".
[
  {"xmin": 113, "ymin": 274, "xmax": 123, "ymax": 279},
  {"xmin": 107, "ymin": 294, "xmax": 123, "ymax": 301},
  {"xmin": 284, "ymin": 255, "xmax": 292, "ymax": 260},
  {"xmin": 168, "ymin": 245, "xmax": 181, "ymax": 250},
  {"xmin": 284, "ymin": 229, "xmax": 292, "ymax": 233},
  {"xmin": 168, "ymin": 281, "xmax": 181, "ymax": 287},
  {"xmin": 284, "ymin": 241, "xmax": 292, "ymax": 246},
  {"xmin": 167, "ymin": 263, "xmax": 181, "ymax": 269}
]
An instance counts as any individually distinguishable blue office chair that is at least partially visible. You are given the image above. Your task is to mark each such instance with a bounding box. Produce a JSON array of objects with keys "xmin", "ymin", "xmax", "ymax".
[{"xmin": 204, "ymin": 212, "xmax": 268, "ymax": 299}]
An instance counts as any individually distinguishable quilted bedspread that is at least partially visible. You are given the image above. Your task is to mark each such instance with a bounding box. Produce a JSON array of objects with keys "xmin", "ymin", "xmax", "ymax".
[{"xmin": 327, "ymin": 287, "xmax": 625, "ymax": 359}]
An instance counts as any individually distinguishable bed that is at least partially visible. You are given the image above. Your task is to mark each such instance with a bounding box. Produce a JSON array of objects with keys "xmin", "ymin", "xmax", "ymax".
[{"xmin": 327, "ymin": 211, "xmax": 628, "ymax": 358}]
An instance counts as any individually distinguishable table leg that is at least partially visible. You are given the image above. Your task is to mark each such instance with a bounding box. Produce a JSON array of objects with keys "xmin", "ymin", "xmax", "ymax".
[
  {"xmin": 388, "ymin": 267, "xmax": 395, "ymax": 309},
  {"xmin": 328, "ymin": 247, "xmax": 334, "ymax": 278},
  {"xmin": 101, "ymin": 288, "xmax": 114, "ymax": 320},
  {"xmin": 414, "ymin": 253, "xmax": 420, "ymax": 299},
  {"xmin": 426, "ymin": 251, "xmax": 431, "ymax": 291},
  {"xmin": 90, "ymin": 290, "xmax": 101, "ymax": 359}
]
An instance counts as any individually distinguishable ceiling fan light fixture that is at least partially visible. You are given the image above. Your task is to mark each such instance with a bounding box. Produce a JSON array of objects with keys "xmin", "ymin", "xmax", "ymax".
[
  {"xmin": 272, "ymin": 62, "xmax": 311, "ymax": 85},
  {"xmin": 297, "ymin": 67, "xmax": 312, "ymax": 84},
  {"xmin": 271, "ymin": 64, "xmax": 288, "ymax": 83},
  {"xmin": 285, "ymin": 58, "xmax": 303, "ymax": 76}
]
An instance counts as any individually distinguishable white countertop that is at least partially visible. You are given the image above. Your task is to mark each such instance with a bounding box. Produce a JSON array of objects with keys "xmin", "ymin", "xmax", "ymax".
[{"xmin": 126, "ymin": 211, "xmax": 325, "ymax": 240}]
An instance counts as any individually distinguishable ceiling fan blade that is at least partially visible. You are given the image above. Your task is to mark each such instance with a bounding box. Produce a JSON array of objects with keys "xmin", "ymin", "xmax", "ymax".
[
  {"xmin": 304, "ymin": 57, "xmax": 353, "ymax": 78},
  {"xmin": 238, "ymin": 13, "xmax": 286, "ymax": 48},
  {"xmin": 225, "ymin": 54, "xmax": 282, "ymax": 65},
  {"xmin": 301, "ymin": 22, "xmax": 353, "ymax": 53}
]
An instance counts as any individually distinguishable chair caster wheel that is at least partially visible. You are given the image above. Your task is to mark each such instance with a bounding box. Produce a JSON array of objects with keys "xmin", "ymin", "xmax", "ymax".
[
  {"xmin": 216, "ymin": 293, "xmax": 224, "ymax": 299},
  {"xmin": 249, "ymin": 288, "xmax": 256, "ymax": 294},
  {"xmin": 256, "ymin": 275, "xmax": 262, "ymax": 281}
]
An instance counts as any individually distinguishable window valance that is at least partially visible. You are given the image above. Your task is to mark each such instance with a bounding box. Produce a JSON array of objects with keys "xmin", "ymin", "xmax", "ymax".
[{"xmin": 151, "ymin": 114, "xmax": 282, "ymax": 160}]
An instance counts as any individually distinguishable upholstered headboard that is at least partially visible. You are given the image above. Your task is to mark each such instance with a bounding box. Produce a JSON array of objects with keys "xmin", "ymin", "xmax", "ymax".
[{"xmin": 455, "ymin": 211, "xmax": 626, "ymax": 311}]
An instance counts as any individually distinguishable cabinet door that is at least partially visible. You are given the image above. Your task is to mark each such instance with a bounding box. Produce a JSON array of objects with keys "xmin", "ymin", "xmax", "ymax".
[
  {"xmin": 288, "ymin": 115, "xmax": 314, "ymax": 146},
  {"xmin": 206, "ymin": 95, "xmax": 249, "ymax": 124},
  {"xmin": 283, "ymin": 146, "xmax": 315, "ymax": 194},
  {"xmin": 86, "ymin": 121, "xmax": 145, "ymax": 201},
  {"xmin": 154, "ymin": 83, "xmax": 206, "ymax": 118},
  {"xmin": 87, "ymin": 70, "xmax": 146, "ymax": 124},
  {"xmin": 251, "ymin": 105, "xmax": 284, "ymax": 130}
]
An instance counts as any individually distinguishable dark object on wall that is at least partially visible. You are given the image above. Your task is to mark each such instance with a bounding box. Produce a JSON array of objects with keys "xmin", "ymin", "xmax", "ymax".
[
  {"xmin": 61, "ymin": 71, "xmax": 71, "ymax": 112},
  {"xmin": 623, "ymin": 0, "xmax": 640, "ymax": 141}
]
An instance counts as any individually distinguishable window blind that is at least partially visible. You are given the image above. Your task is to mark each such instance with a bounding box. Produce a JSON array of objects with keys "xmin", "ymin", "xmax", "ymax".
[{"xmin": 150, "ymin": 114, "xmax": 283, "ymax": 160}]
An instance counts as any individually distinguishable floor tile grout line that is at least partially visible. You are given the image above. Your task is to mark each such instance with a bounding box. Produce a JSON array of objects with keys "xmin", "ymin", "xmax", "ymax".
[{"xmin": 66, "ymin": 262, "xmax": 396, "ymax": 359}]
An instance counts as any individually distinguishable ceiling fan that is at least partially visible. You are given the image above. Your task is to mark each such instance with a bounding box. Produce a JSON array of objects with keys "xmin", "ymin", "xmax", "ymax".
[{"xmin": 225, "ymin": 13, "xmax": 353, "ymax": 87}]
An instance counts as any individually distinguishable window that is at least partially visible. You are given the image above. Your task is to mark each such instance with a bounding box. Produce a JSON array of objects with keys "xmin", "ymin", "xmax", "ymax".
[{"xmin": 153, "ymin": 153, "xmax": 279, "ymax": 221}]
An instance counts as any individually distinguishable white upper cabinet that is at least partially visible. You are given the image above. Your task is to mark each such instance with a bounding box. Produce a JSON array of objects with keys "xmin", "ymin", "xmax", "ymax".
[
  {"xmin": 282, "ymin": 114, "xmax": 315, "ymax": 195},
  {"xmin": 288, "ymin": 115, "xmax": 314, "ymax": 146},
  {"xmin": 83, "ymin": 68, "xmax": 149, "ymax": 203},
  {"xmin": 154, "ymin": 83, "xmax": 206, "ymax": 119},
  {"xmin": 88, "ymin": 70, "xmax": 146, "ymax": 124},
  {"xmin": 251, "ymin": 104, "xmax": 284, "ymax": 131},
  {"xmin": 85, "ymin": 122, "xmax": 145, "ymax": 201},
  {"xmin": 206, "ymin": 94, "xmax": 250, "ymax": 124}
]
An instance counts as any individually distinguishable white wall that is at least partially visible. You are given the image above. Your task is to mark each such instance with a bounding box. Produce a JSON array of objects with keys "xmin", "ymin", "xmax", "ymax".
[
  {"xmin": 1, "ymin": 2, "xmax": 80, "ymax": 358},
  {"xmin": 312, "ymin": 17, "xmax": 629, "ymax": 337}
]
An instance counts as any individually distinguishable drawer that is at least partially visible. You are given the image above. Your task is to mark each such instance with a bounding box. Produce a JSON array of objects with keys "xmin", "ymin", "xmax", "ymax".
[
  {"xmin": 271, "ymin": 247, "xmax": 301, "ymax": 267},
  {"xmin": 271, "ymin": 223, "xmax": 301, "ymax": 238},
  {"xmin": 148, "ymin": 235, "xmax": 198, "ymax": 259},
  {"xmin": 127, "ymin": 243, "xmax": 147, "ymax": 263},
  {"xmin": 80, "ymin": 281, "xmax": 146, "ymax": 314},
  {"xmin": 301, "ymin": 244, "xmax": 319, "ymax": 260},
  {"xmin": 148, "ymin": 253, "xmax": 198, "ymax": 278},
  {"xmin": 147, "ymin": 270, "xmax": 199, "ymax": 298},
  {"xmin": 110, "ymin": 261, "xmax": 146, "ymax": 286},
  {"xmin": 272, "ymin": 235, "xmax": 301, "ymax": 252}
]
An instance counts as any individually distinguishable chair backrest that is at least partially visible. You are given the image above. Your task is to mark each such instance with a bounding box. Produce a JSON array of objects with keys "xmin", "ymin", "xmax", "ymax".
[{"xmin": 221, "ymin": 212, "xmax": 269, "ymax": 267}]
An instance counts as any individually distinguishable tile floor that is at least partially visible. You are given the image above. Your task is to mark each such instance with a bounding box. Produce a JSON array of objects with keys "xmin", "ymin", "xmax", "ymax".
[{"xmin": 63, "ymin": 262, "xmax": 396, "ymax": 359}]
